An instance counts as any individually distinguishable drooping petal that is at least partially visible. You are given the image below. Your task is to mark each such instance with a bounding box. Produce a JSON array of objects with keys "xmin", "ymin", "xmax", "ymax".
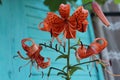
[
  {"xmin": 34, "ymin": 46, "xmax": 50, "ymax": 69},
  {"xmin": 39, "ymin": 58, "xmax": 50, "ymax": 69},
  {"xmin": 92, "ymin": 1, "xmax": 110, "ymax": 27},
  {"xmin": 59, "ymin": 4, "xmax": 70, "ymax": 19}
]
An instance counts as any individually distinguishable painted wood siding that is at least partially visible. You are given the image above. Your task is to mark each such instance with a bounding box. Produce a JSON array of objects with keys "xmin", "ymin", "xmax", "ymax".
[{"xmin": 0, "ymin": 0, "xmax": 105, "ymax": 80}]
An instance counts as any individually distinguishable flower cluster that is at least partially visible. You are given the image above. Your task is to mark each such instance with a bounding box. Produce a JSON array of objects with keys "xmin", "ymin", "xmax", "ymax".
[{"xmin": 16, "ymin": 1, "xmax": 116, "ymax": 80}]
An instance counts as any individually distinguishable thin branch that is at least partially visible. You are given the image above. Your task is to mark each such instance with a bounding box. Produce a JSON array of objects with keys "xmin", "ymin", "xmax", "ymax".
[
  {"xmin": 47, "ymin": 67, "xmax": 67, "ymax": 77},
  {"xmin": 73, "ymin": 59, "xmax": 99, "ymax": 67},
  {"xmin": 39, "ymin": 43, "xmax": 65, "ymax": 55}
]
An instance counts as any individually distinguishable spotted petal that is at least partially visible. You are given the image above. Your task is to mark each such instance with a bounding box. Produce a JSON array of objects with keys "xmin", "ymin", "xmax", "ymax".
[
  {"xmin": 39, "ymin": 12, "xmax": 65, "ymax": 37},
  {"xmin": 72, "ymin": 6, "xmax": 88, "ymax": 32}
]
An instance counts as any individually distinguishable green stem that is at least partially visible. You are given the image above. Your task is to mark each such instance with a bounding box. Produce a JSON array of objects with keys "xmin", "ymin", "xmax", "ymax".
[
  {"xmin": 39, "ymin": 43, "xmax": 65, "ymax": 55},
  {"xmin": 67, "ymin": 39, "xmax": 71, "ymax": 80}
]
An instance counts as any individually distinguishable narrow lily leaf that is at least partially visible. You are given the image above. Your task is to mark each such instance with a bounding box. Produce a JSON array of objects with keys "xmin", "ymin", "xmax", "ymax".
[
  {"xmin": 70, "ymin": 46, "xmax": 77, "ymax": 51},
  {"xmin": 47, "ymin": 67, "xmax": 51, "ymax": 77},
  {"xmin": 69, "ymin": 66, "xmax": 83, "ymax": 76},
  {"xmin": 55, "ymin": 54, "xmax": 68, "ymax": 61},
  {"xmin": 0, "ymin": 0, "xmax": 2, "ymax": 4},
  {"xmin": 55, "ymin": 44, "xmax": 58, "ymax": 51},
  {"xmin": 57, "ymin": 72, "xmax": 66, "ymax": 76},
  {"xmin": 95, "ymin": 64, "xmax": 98, "ymax": 72},
  {"xmin": 62, "ymin": 65, "xmax": 67, "ymax": 70}
]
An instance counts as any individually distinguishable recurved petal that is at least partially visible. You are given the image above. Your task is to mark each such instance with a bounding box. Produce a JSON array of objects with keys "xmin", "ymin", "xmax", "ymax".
[
  {"xmin": 39, "ymin": 58, "xmax": 50, "ymax": 69},
  {"xmin": 59, "ymin": 4, "xmax": 70, "ymax": 19},
  {"xmin": 21, "ymin": 38, "xmax": 39, "ymax": 55},
  {"xmin": 89, "ymin": 38, "xmax": 108, "ymax": 54}
]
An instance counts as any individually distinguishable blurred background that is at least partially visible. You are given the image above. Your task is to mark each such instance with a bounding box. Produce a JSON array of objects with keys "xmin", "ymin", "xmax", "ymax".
[{"xmin": 0, "ymin": 0, "xmax": 120, "ymax": 80}]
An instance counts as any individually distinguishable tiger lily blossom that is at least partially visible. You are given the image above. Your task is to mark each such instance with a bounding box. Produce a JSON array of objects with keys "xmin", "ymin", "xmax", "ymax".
[
  {"xmin": 76, "ymin": 38, "xmax": 108, "ymax": 60},
  {"xmin": 92, "ymin": 1, "xmax": 110, "ymax": 27},
  {"xmin": 39, "ymin": 4, "xmax": 88, "ymax": 44},
  {"xmin": 18, "ymin": 38, "xmax": 50, "ymax": 69}
]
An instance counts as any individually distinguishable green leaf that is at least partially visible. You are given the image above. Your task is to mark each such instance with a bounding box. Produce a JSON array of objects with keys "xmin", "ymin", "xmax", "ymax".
[
  {"xmin": 68, "ymin": 0, "xmax": 77, "ymax": 2},
  {"xmin": 55, "ymin": 54, "xmax": 68, "ymax": 61},
  {"xmin": 44, "ymin": 0, "xmax": 67, "ymax": 11},
  {"xmin": 69, "ymin": 66, "xmax": 83, "ymax": 76},
  {"xmin": 70, "ymin": 46, "xmax": 77, "ymax": 51},
  {"xmin": 82, "ymin": 0, "xmax": 92, "ymax": 11},
  {"xmin": 114, "ymin": 0, "xmax": 120, "ymax": 4},
  {"xmin": 44, "ymin": 0, "xmax": 77, "ymax": 11},
  {"xmin": 62, "ymin": 65, "xmax": 67, "ymax": 70},
  {"xmin": 0, "ymin": 0, "xmax": 2, "ymax": 5},
  {"xmin": 57, "ymin": 72, "xmax": 66, "ymax": 76},
  {"xmin": 95, "ymin": 0, "xmax": 106, "ymax": 5},
  {"xmin": 47, "ymin": 68, "xmax": 51, "ymax": 77}
]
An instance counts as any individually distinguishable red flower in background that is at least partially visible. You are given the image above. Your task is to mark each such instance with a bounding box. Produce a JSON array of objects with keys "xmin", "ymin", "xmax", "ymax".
[{"xmin": 39, "ymin": 4, "xmax": 88, "ymax": 43}]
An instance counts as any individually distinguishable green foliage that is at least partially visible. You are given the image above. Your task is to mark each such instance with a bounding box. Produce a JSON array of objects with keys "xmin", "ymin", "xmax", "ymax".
[
  {"xmin": 95, "ymin": 0, "xmax": 106, "ymax": 5},
  {"xmin": 82, "ymin": 0, "xmax": 92, "ymax": 11},
  {"xmin": 55, "ymin": 54, "xmax": 68, "ymax": 61},
  {"xmin": 0, "ymin": 0, "xmax": 2, "ymax": 4},
  {"xmin": 57, "ymin": 72, "xmax": 66, "ymax": 76},
  {"xmin": 70, "ymin": 46, "xmax": 77, "ymax": 51},
  {"xmin": 44, "ymin": 0, "xmax": 77, "ymax": 11},
  {"xmin": 114, "ymin": 0, "xmax": 120, "ymax": 4},
  {"xmin": 44, "ymin": 0, "xmax": 67, "ymax": 11},
  {"xmin": 82, "ymin": 0, "xmax": 106, "ymax": 12},
  {"xmin": 44, "ymin": 0, "xmax": 107, "ymax": 12},
  {"xmin": 69, "ymin": 66, "xmax": 83, "ymax": 76}
]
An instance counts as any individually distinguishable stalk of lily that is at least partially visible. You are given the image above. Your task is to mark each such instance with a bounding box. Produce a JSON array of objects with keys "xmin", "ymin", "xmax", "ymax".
[{"xmin": 92, "ymin": 1, "xmax": 110, "ymax": 27}]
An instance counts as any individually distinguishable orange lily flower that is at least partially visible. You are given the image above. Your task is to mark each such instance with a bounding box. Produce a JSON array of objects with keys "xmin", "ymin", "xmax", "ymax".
[
  {"xmin": 87, "ymin": 38, "xmax": 108, "ymax": 54},
  {"xmin": 92, "ymin": 1, "xmax": 110, "ymax": 27},
  {"xmin": 19, "ymin": 38, "xmax": 50, "ymax": 69},
  {"xmin": 76, "ymin": 44, "xmax": 93, "ymax": 60},
  {"xmin": 39, "ymin": 4, "xmax": 88, "ymax": 42},
  {"xmin": 76, "ymin": 38, "xmax": 108, "ymax": 59}
]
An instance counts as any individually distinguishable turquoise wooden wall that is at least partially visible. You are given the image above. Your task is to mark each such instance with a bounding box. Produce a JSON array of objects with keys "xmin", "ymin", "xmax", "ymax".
[{"xmin": 0, "ymin": 0, "xmax": 105, "ymax": 80}]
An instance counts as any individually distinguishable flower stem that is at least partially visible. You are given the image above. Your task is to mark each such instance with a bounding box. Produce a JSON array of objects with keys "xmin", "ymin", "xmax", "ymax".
[{"xmin": 67, "ymin": 39, "xmax": 71, "ymax": 80}]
